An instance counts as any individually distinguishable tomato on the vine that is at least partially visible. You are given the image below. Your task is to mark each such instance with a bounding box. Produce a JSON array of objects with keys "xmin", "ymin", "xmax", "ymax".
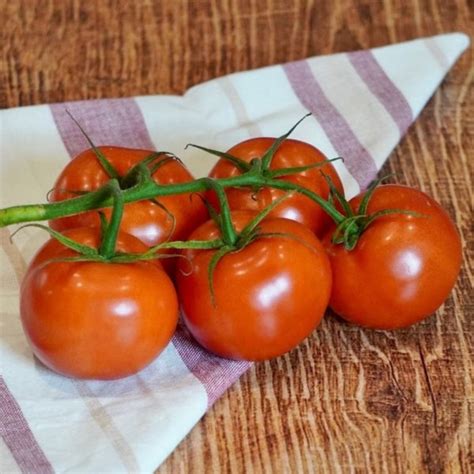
[
  {"xmin": 323, "ymin": 185, "xmax": 462, "ymax": 329},
  {"xmin": 208, "ymin": 138, "xmax": 343, "ymax": 236},
  {"xmin": 176, "ymin": 211, "xmax": 332, "ymax": 361},
  {"xmin": 20, "ymin": 227, "xmax": 178, "ymax": 379},
  {"xmin": 50, "ymin": 146, "xmax": 207, "ymax": 246}
]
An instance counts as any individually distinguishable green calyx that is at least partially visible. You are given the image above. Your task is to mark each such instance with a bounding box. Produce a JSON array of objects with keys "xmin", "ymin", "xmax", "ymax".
[
  {"xmin": 328, "ymin": 175, "xmax": 425, "ymax": 250},
  {"xmin": 201, "ymin": 191, "xmax": 295, "ymax": 306},
  {"xmin": 12, "ymin": 223, "xmax": 100, "ymax": 258},
  {"xmin": 187, "ymin": 113, "xmax": 339, "ymax": 181},
  {"xmin": 66, "ymin": 110, "xmax": 120, "ymax": 180},
  {"xmin": 120, "ymin": 151, "xmax": 182, "ymax": 189},
  {"xmin": 186, "ymin": 114, "xmax": 312, "ymax": 175}
]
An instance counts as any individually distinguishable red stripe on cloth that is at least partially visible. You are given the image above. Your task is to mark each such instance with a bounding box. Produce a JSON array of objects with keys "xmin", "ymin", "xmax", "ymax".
[
  {"xmin": 173, "ymin": 323, "xmax": 250, "ymax": 408},
  {"xmin": 283, "ymin": 61, "xmax": 378, "ymax": 189},
  {"xmin": 50, "ymin": 99, "xmax": 155, "ymax": 156},
  {"xmin": 347, "ymin": 51, "xmax": 413, "ymax": 136},
  {"xmin": 50, "ymin": 98, "xmax": 250, "ymax": 406},
  {"xmin": 0, "ymin": 377, "xmax": 54, "ymax": 474}
]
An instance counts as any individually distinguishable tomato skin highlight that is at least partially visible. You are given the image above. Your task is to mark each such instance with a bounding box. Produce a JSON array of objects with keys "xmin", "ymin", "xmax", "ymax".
[
  {"xmin": 323, "ymin": 185, "xmax": 462, "ymax": 330},
  {"xmin": 208, "ymin": 138, "xmax": 343, "ymax": 237},
  {"xmin": 20, "ymin": 228, "xmax": 178, "ymax": 379},
  {"xmin": 50, "ymin": 146, "xmax": 207, "ymax": 246},
  {"xmin": 176, "ymin": 211, "xmax": 332, "ymax": 361}
]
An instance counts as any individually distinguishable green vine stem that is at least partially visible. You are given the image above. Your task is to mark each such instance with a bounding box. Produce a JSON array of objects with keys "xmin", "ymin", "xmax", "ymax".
[
  {"xmin": 203, "ymin": 178, "xmax": 237, "ymax": 245},
  {"xmin": 98, "ymin": 179, "xmax": 124, "ymax": 259},
  {"xmin": 0, "ymin": 169, "xmax": 346, "ymax": 228}
]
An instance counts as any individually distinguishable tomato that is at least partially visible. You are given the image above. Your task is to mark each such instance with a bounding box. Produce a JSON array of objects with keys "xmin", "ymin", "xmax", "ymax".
[
  {"xmin": 208, "ymin": 138, "xmax": 343, "ymax": 236},
  {"xmin": 323, "ymin": 185, "xmax": 462, "ymax": 329},
  {"xmin": 20, "ymin": 227, "xmax": 178, "ymax": 379},
  {"xmin": 50, "ymin": 146, "xmax": 207, "ymax": 246},
  {"xmin": 175, "ymin": 211, "xmax": 332, "ymax": 361}
]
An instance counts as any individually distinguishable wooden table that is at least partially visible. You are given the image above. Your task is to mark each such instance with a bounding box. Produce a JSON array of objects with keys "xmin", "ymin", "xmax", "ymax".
[{"xmin": 2, "ymin": 1, "xmax": 472, "ymax": 472}]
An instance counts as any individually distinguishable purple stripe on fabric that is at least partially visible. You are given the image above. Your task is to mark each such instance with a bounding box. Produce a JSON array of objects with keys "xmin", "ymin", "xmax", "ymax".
[
  {"xmin": 347, "ymin": 51, "xmax": 413, "ymax": 136},
  {"xmin": 50, "ymin": 98, "xmax": 249, "ymax": 407},
  {"xmin": 0, "ymin": 377, "xmax": 54, "ymax": 474},
  {"xmin": 284, "ymin": 61, "xmax": 378, "ymax": 189},
  {"xmin": 50, "ymin": 99, "xmax": 155, "ymax": 156},
  {"xmin": 424, "ymin": 38, "xmax": 450, "ymax": 71},
  {"xmin": 173, "ymin": 323, "xmax": 251, "ymax": 407}
]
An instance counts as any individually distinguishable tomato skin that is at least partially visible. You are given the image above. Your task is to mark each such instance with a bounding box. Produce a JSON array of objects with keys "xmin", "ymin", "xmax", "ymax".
[
  {"xmin": 323, "ymin": 185, "xmax": 462, "ymax": 330},
  {"xmin": 208, "ymin": 138, "xmax": 343, "ymax": 237},
  {"xmin": 50, "ymin": 146, "xmax": 207, "ymax": 246},
  {"xmin": 20, "ymin": 228, "xmax": 178, "ymax": 379},
  {"xmin": 176, "ymin": 211, "xmax": 332, "ymax": 361}
]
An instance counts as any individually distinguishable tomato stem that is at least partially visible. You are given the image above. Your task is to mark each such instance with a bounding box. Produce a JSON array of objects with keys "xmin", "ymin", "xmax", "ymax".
[
  {"xmin": 99, "ymin": 180, "xmax": 124, "ymax": 259},
  {"xmin": 204, "ymin": 179, "xmax": 238, "ymax": 245},
  {"xmin": 0, "ymin": 170, "xmax": 346, "ymax": 227}
]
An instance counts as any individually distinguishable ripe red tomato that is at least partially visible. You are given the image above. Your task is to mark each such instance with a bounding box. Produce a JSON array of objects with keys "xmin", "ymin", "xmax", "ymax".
[
  {"xmin": 175, "ymin": 211, "xmax": 332, "ymax": 361},
  {"xmin": 20, "ymin": 227, "xmax": 179, "ymax": 379},
  {"xmin": 323, "ymin": 185, "xmax": 462, "ymax": 329},
  {"xmin": 208, "ymin": 138, "xmax": 343, "ymax": 236},
  {"xmin": 50, "ymin": 146, "xmax": 207, "ymax": 246}
]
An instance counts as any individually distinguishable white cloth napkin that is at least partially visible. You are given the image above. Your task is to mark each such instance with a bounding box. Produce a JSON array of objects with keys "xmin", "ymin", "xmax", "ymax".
[{"xmin": 0, "ymin": 32, "xmax": 469, "ymax": 473}]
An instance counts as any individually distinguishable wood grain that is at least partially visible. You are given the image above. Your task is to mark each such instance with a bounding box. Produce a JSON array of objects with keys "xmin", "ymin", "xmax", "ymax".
[{"xmin": 1, "ymin": 0, "xmax": 472, "ymax": 472}]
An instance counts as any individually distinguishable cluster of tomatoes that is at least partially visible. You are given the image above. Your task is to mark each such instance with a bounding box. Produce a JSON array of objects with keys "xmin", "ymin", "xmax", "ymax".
[{"xmin": 17, "ymin": 133, "xmax": 462, "ymax": 380}]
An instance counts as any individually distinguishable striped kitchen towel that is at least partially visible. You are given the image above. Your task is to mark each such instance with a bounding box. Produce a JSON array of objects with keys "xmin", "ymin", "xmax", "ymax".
[{"xmin": 0, "ymin": 32, "xmax": 469, "ymax": 473}]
